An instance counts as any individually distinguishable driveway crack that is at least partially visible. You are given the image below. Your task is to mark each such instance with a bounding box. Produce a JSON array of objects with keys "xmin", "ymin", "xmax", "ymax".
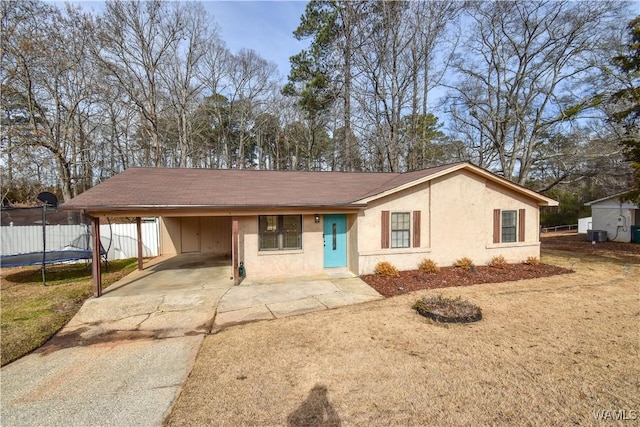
[
  {"xmin": 136, "ymin": 296, "xmax": 166, "ymax": 329},
  {"xmin": 209, "ymin": 286, "xmax": 234, "ymax": 333}
]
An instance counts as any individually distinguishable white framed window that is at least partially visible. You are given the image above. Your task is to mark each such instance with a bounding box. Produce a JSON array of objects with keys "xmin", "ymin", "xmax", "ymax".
[
  {"xmin": 391, "ymin": 212, "xmax": 410, "ymax": 248},
  {"xmin": 501, "ymin": 210, "xmax": 517, "ymax": 243}
]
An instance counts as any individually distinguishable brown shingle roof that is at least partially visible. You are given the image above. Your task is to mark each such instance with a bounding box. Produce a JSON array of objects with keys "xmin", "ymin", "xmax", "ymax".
[
  {"xmin": 61, "ymin": 162, "xmax": 556, "ymax": 213},
  {"xmin": 62, "ymin": 165, "xmax": 461, "ymax": 211}
]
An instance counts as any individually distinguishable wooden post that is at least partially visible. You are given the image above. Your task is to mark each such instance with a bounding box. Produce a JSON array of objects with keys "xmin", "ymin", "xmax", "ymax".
[
  {"xmin": 136, "ymin": 217, "xmax": 144, "ymax": 271},
  {"xmin": 232, "ymin": 219, "xmax": 239, "ymax": 285},
  {"xmin": 91, "ymin": 216, "xmax": 102, "ymax": 297}
]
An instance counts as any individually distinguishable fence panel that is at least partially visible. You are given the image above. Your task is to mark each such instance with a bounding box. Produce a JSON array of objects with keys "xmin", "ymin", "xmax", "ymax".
[
  {"xmin": 1, "ymin": 224, "xmax": 89, "ymax": 255},
  {"xmin": 1, "ymin": 220, "xmax": 159, "ymax": 260},
  {"xmin": 100, "ymin": 221, "xmax": 159, "ymax": 260}
]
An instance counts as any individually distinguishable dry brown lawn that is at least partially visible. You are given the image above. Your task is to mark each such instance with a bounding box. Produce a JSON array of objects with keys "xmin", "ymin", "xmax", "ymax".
[{"xmin": 167, "ymin": 248, "xmax": 639, "ymax": 426}]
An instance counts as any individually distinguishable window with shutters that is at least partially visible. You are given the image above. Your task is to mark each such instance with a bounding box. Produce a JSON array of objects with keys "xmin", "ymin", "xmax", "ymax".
[
  {"xmin": 501, "ymin": 210, "xmax": 517, "ymax": 243},
  {"xmin": 382, "ymin": 210, "xmax": 422, "ymax": 249},
  {"xmin": 391, "ymin": 212, "xmax": 410, "ymax": 248},
  {"xmin": 493, "ymin": 208, "xmax": 526, "ymax": 244}
]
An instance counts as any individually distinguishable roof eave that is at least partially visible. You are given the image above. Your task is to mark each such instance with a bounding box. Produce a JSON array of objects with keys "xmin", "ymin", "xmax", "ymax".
[
  {"xmin": 60, "ymin": 202, "xmax": 367, "ymax": 215},
  {"xmin": 584, "ymin": 191, "xmax": 635, "ymax": 206}
]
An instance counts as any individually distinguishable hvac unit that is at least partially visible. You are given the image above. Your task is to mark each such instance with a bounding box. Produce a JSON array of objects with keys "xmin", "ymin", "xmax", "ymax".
[{"xmin": 587, "ymin": 229, "xmax": 608, "ymax": 243}]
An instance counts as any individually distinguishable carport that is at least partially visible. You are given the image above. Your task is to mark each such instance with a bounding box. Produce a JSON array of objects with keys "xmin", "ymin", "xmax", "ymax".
[
  {"xmin": 102, "ymin": 253, "xmax": 234, "ymax": 297},
  {"xmin": 69, "ymin": 214, "xmax": 241, "ymax": 297},
  {"xmin": 61, "ymin": 170, "xmax": 246, "ymax": 297}
]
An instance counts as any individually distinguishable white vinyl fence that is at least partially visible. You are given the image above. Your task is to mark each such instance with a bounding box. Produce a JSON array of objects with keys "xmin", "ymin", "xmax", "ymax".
[
  {"xmin": 100, "ymin": 221, "xmax": 159, "ymax": 260},
  {"xmin": 1, "ymin": 220, "xmax": 159, "ymax": 261}
]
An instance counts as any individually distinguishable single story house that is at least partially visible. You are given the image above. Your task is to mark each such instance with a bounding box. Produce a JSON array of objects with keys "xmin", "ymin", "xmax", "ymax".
[
  {"xmin": 61, "ymin": 162, "xmax": 558, "ymax": 296},
  {"xmin": 584, "ymin": 193, "xmax": 640, "ymax": 243}
]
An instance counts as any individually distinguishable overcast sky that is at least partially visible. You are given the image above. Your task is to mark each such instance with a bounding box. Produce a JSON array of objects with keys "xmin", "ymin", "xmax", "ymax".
[{"xmin": 70, "ymin": 0, "xmax": 310, "ymax": 78}]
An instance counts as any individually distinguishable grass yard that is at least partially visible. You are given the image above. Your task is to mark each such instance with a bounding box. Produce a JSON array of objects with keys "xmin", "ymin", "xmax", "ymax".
[
  {"xmin": 166, "ymin": 246, "xmax": 639, "ymax": 426},
  {"xmin": 0, "ymin": 259, "xmax": 138, "ymax": 366}
]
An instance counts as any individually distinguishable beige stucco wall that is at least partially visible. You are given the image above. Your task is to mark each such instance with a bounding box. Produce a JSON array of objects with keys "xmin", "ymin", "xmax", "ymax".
[
  {"xmin": 162, "ymin": 212, "xmax": 358, "ymax": 279},
  {"xmin": 347, "ymin": 214, "xmax": 359, "ymax": 275},
  {"xmin": 357, "ymin": 170, "xmax": 542, "ymax": 275},
  {"xmin": 159, "ymin": 170, "xmax": 546, "ymax": 277},
  {"xmin": 201, "ymin": 217, "xmax": 232, "ymax": 253},
  {"xmin": 160, "ymin": 217, "xmax": 181, "ymax": 254},
  {"xmin": 357, "ymin": 181, "xmax": 431, "ymax": 274},
  {"xmin": 160, "ymin": 216, "xmax": 231, "ymax": 255},
  {"xmin": 237, "ymin": 214, "xmax": 329, "ymax": 278}
]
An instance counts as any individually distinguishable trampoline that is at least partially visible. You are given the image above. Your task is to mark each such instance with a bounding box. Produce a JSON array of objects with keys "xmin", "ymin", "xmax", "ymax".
[
  {"xmin": 0, "ymin": 233, "xmax": 107, "ymax": 268},
  {"xmin": 1, "ymin": 249, "xmax": 94, "ymax": 268},
  {"xmin": 1, "ymin": 194, "xmax": 109, "ymax": 284}
]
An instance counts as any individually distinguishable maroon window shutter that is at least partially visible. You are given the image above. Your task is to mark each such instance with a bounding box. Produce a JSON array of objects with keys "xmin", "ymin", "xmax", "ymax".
[
  {"xmin": 381, "ymin": 210, "xmax": 390, "ymax": 249},
  {"xmin": 493, "ymin": 209, "xmax": 501, "ymax": 243},
  {"xmin": 518, "ymin": 209, "xmax": 526, "ymax": 242},
  {"xmin": 413, "ymin": 211, "xmax": 421, "ymax": 248}
]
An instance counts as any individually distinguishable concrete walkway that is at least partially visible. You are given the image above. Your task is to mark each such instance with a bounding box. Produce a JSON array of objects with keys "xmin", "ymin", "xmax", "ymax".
[
  {"xmin": 215, "ymin": 273, "xmax": 383, "ymax": 327},
  {"xmin": 1, "ymin": 255, "xmax": 382, "ymax": 426}
]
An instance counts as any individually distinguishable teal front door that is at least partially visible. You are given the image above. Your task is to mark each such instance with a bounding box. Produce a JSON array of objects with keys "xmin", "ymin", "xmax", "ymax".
[{"xmin": 324, "ymin": 214, "xmax": 347, "ymax": 268}]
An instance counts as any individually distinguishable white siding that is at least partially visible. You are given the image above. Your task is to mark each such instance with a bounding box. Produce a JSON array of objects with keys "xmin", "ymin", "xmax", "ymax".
[{"xmin": 578, "ymin": 217, "xmax": 592, "ymax": 234}]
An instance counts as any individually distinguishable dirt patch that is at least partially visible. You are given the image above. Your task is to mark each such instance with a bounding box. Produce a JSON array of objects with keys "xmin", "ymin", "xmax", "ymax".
[
  {"xmin": 541, "ymin": 231, "xmax": 640, "ymax": 255},
  {"xmin": 362, "ymin": 263, "xmax": 572, "ymax": 297}
]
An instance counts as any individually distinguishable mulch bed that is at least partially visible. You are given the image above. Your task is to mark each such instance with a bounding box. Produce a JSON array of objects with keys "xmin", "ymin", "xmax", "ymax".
[{"xmin": 361, "ymin": 264, "xmax": 573, "ymax": 297}]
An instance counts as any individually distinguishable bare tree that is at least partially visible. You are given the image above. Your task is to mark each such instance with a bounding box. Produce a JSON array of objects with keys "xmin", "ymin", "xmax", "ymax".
[
  {"xmin": 1, "ymin": 1, "xmax": 97, "ymax": 201},
  {"xmin": 158, "ymin": 3, "xmax": 209, "ymax": 167},
  {"xmin": 226, "ymin": 49, "xmax": 278, "ymax": 169},
  {"xmin": 94, "ymin": 0, "xmax": 183, "ymax": 167},
  {"xmin": 447, "ymin": 0, "xmax": 628, "ymax": 184},
  {"xmin": 354, "ymin": 1, "xmax": 417, "ymax": 172}
]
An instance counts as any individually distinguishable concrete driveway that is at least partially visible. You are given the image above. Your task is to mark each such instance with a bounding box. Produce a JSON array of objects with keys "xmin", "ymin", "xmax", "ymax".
[{"xmin": 0, "ymin": 254, "xmax": 381, "ymax": 426}]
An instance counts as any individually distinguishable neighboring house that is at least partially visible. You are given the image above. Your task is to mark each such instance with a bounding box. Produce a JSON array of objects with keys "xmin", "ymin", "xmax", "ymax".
[
  {"xmin": 584, "ymin": 193, "xmax": 640, "ymax": 243},
  {"xmin": 61, "ymin": 162, "xmax": 557, "ymax": 295}
]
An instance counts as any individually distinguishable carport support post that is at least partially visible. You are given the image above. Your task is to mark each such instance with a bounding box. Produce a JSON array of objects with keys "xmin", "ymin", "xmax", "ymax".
[
  {"xmin": 136, "ymin": 217, "xmax": 143, "ymax": 271},
  {"xmin": 232, "ymin": 219, "xmax": 239, "ymax": 285},
  {"xmin": 91, "ymin": 216, "xmax": 102, "ymax": 297}
]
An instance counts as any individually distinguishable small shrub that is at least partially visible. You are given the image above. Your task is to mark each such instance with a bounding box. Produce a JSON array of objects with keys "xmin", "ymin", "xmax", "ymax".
[
  {"xmin": 375, "ymin": 261, "xmax": 399, "ymax": 277},
  {"xmin": 489, "ymin": 255, "xmax": 508, "ymax": 269},
  {"xmin": 453, "ymin": 257, "xmax": 474, "ymax": 269},
  {"xmin": 413, "ymin": 295, "xmax": 482, "ymax": 323},
  {"xmin": 418, "ymin": 258, "xmax": 440, "ymax": 273},
  {"xmin": 524, "ymin": 256, "xmax": 540, "ymax": 266}
]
